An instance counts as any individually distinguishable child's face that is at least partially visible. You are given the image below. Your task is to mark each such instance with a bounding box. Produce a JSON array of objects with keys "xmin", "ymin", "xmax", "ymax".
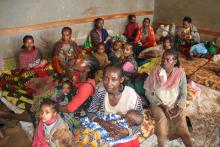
[
  {"xmin": 113, "ymin": 42, "xmax": 122, "ymax": 51},
  {"xmin": 61, "ymin": 83, "xmax": 71, "ymax": 96},
  {"xmin": 97, "ymin": 45, "xmax": 105, "ymax": 54},
  {"xmin": 123, "ymin": 44, "xmax": 133, "ymax": 57},
  {"xmin": 40, "ymin": 105, "xmax": 56, "ymax": 123},
  {"xmin": 62, "ymin": 30, "xmax": 71, "ymax": 43},
  {"xmin": 163, "ymin": 40, "xmax": 171, "ymax": 49},
  {"xmin": 24, "ymin": 38, "xmax": 34, "ymax": 51}
]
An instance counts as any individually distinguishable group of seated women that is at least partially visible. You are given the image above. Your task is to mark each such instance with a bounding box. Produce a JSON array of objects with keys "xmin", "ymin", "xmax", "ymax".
[{"xmin": 0, "ymin": 15, "xmax": 197, "ymax": 147}]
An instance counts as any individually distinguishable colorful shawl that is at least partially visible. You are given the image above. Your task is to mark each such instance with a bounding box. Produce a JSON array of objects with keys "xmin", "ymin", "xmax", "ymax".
[
  {"xmin": 144, "ymin": 66, "xmax": 184, "ymax": 91},
  {"xmin": 90, "ymin": 28, "xmax": 109, "ymax": 47},
  {"xmin": 135, "ymin": 26, "xmax": 157, "ymax": 48}
]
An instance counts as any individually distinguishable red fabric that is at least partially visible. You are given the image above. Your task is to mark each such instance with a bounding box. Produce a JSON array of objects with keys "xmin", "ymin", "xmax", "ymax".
[
  {"xmin": 114, "ymin": 137, "xmax": 140, "ymax": 147},
  {"xmin": 19, "ymin": 48, "xmax": 40, "ymax": 69},
  {"xmin": 135, "ymin": 26, "xmax": 157, "ymax": 48},
  {"xmin": 145, "ymin": 66, "xmax": 184, "ymax": 91},
  {"xmin": 66, "ymin": 79, "xmax": 96, "ymax": 112},
  {"xmin": 32, "ymin": 115, "xmax": 58, "ymax": 147},
  {"xmin": 124, "ymin": 22, "xmax": 139, "ymax": 41}
]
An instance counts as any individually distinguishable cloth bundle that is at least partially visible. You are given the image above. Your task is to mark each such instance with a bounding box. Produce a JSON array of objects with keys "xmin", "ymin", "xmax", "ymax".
[{"xmin": 75, "ymin": 114, "xmax": 133, "ymax": 147}]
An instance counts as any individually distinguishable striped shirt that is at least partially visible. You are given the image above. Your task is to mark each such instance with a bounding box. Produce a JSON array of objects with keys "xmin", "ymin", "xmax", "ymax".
[{"xmin": 87, "ymin": 84, "xmax": 143, "ymax": 135}]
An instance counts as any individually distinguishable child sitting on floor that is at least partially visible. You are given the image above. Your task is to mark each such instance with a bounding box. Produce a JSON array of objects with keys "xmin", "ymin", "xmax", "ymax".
[
  {"xmin": 121, "ymin": 43, "xmax": 138, "ymax": 72},
  {"xmin": 32, "ymin": 99, "xmax": 73, "ymax": 147},
  {"xmin": 94, "ymin": 43, "xmax": 109, "ymax": 69},
  {"xmin": 109, "ymin": 41, "xmax": 123, "ymax": 62}
]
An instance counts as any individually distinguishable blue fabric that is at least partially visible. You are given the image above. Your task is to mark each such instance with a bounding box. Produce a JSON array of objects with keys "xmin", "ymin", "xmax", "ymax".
[{"xmin": 191, "ymin": 43, "xmax": 208, "ymax": 54}]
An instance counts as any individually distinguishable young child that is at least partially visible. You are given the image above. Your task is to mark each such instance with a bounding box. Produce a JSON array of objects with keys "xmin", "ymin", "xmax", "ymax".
[
  {"xmin": 53, "ymin": 27, "xmax": 78, "ymax": 75},
  {"xmin": 51, "ymin": 80, "xmax": 75, "ymax": 106},
  {"xmin": 32, "ymin": 99, "xmax": 73, "ymax": 147},
  {"xmin": 124, "ymin": 15, "xmax": 139, "ymax": 43},
  {"xmin": 109, "ymin": 41, "xmax": 123, "ymax": 62},
  {"xmin": 51, "ymin": 80, "xmax": 80, "ymax": 132},
  {"xmin": 121, "ymin": 43, "xmax": 138, "ymax": 72},
  {"xmin": 94, "ymin": 43, "xmax": 109, "ymax": 69}
]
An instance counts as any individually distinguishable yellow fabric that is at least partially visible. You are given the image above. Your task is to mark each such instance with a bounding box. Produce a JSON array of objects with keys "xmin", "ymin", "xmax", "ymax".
[{"xmin": 138, "ymin": 56, "xmax": 162, "ymax": 73}]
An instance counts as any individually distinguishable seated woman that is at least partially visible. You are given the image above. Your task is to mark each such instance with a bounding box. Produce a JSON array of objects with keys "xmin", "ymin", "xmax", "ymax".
[
  {"xmin": 134, "ymin": 18, "xmax": 157, "ymax": 56},
  {"xmin": 52, "ymin": 27, "xmax": 79, "ymax": 75},
  {"xmin": 87, "ymin": 63, "xmax": 143, "ymax": 146},
  {"xmin": 58, "ymin": 55, "xmax": 99, "ymax": 113},
  {"xmin": 175, "ymin": 16, "xmax": 200, "ymax": 58},
  {"xmin": 124, "ymin": 15, "xmax": 139, "ymax": 43},
  {"xmin": 144, "ymin": 49, "xmax": 192, "ymax": 147},
  {"xmin": 90, "ymin": 18, "xmax": 112, "ymax": 53},
  {"xmin": 18, "ymin": 35, "xmax": 45, "ymax": 70},
  {"xmin": 0, "ymin": 56, "xmax": 100, "ymax": 125}
]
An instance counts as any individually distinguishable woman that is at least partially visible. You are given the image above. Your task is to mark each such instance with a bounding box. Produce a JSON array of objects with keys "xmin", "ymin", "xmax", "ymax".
[
  {"xmin": 59, "ymin": 55, "xmax": 99, "ymax": 113},
  {"xmin": 175, "ymin": 16, "xmax": 200, "ymax": 59},
  {"xmin": 52, "ymin": 27, "xmax": 79, "ymax": 75},
  {"xmin": 124, "ymin": 14, "xmax": 139, "ymax": 43},
  {"xmin": 0, "ymin": 56, "xmax": 100, "ymax": 125},
  {"xmin": 18, "ymin": 35, "xmax": 44, "ymax": 70},
  {"xmin": 134, "ymin": 18, "xmax": 157, "ymax": 56},
  {"xmin": 90, "ymin": 18, "xmax": 112, "ymax": 53},
  {"xmin": 144, "ymin": 49, "xmax": 192, "ymax": 147},
  {"xmin": 87, "ymin": 63, "xmax": 143, "ymax": 146}
]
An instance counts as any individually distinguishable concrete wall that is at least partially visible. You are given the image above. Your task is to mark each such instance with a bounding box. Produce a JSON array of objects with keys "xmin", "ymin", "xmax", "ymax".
[
  {"xmin": 0, "ymin": 0, "xmax": 154, "ymax": 58},
  {"xmin": 154, "ymin": 0, "xmax": 220, "ymax": 41}
]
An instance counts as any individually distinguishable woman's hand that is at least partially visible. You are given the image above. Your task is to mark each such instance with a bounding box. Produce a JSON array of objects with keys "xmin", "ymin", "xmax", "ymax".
[
  {"xmin": 169, "ymin": 106, "xmax": 182, "ymax": 119},
  {"xmin": 160, "ymin": 104, "xmax": 171, "ymax": 119},
  {"xmin": 94, "ymin": 118, "xmax": 129, "ymax": 139},
  {"xmin": 109, "ymin": 125, "xmax": 129, "ymax": 139}
]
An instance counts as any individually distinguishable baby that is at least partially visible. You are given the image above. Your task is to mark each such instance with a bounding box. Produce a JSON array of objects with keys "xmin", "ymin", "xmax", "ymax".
[
  {"xmin": 51, "ymin": 80, "xmax": 74, "ymax": 106},
  {"xmin": 32, "ymin": 99, "xmax": 73, "ymax": 147},
  {"xmin": 124, "ymin": 109, "xmax": 143, "ymax": 126}
]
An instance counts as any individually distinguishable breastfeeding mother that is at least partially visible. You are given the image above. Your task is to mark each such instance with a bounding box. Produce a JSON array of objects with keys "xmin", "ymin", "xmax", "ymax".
[{"xmin": 87, "ymin": 63, "xmax": 143, "ymax": 146}]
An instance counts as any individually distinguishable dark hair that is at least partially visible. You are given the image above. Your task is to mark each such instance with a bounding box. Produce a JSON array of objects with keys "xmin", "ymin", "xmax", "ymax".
[
  {"xmin": 40, "ymin": 99, "xmax": 57, "ymax": 112},
  {"xmin": 103, "ymin": 62, "xmax": 124, "ymax": 78},
  {"xmin": 143, "ymin": 17, "xmax": 151, "ymax": 23},
  {"xmin": 96, "ymin": 43, "xmax": 105, "ymax": 50},
  {"xmin": 126, "ymin": 109, "xmax": 143, "ymax": 125},
  {"xmin": 183, "ymin": 16, "xmax": 192, "ymax": 23},
  {"xmin": 86, "ymin": 55, "xmax": 100, "ymax": 79},
  {"xmin": 94, "ymin": 18, "xmax": 104, "ymax": 28},
  {"xmin": 128, "ymin": 14, "xmax": 136, "ymax": 21},
  {"xmin": 123, "ymin": 42, "xmax": 134, "ymax": 52},
  {"xmin": 61, "ymin": 27, "xmax": 72, "ymax": 34},
  {"xmin": 162, "ymin": 49, "xmax": 180, "ymax": 67},
  {"xmin": 162, "ymin": 36, "xmax": 172, "ymax": 43},
  {"xmin": 22, "ymin": 35, "xmax": 34, "ymax": 49}
]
